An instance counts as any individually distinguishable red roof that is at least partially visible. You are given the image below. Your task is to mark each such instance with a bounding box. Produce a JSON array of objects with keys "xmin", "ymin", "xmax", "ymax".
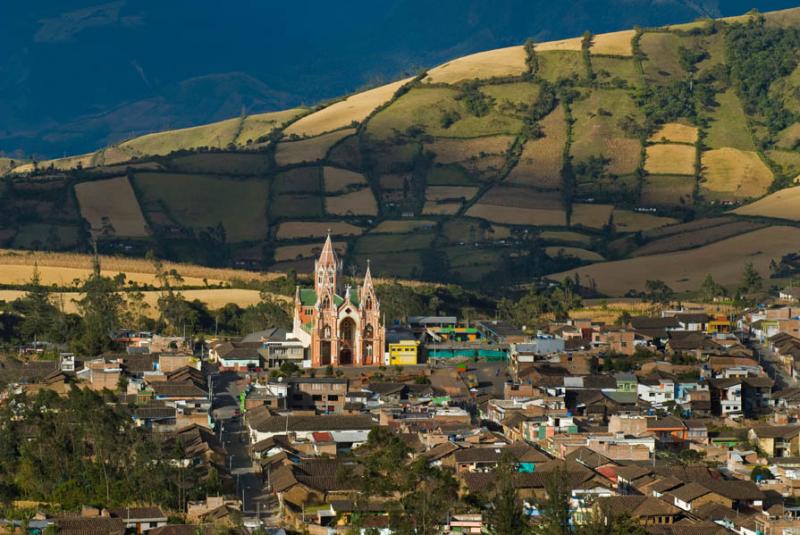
[
  {"xmin": 312, "ymin": 432, "xmax": 334, "ymax": 442},
  {"xmin": 596, "ymin": 465, "xmax": 618, "ymax": 483}
]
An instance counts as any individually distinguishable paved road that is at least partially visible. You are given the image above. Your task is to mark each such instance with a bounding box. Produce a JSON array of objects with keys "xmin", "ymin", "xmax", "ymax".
[
  {"xmin": 752, "ymin": 338, "xmax": 794, "ymax": 390},
  {"xmin": 211, "ymin": 372, "xmax": 274, "ymax": 519}
]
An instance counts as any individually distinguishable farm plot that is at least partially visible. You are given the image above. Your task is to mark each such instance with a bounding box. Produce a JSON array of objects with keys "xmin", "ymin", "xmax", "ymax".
[
  {"xmin": 75, "ymin": 176, "xmax": 149, "ymax": 238},
  {"xmin": 349, "ymin": 251, "xmax": 422, "ymax": 279},
  {"xmin": 535, "ymin": 37, "xmax": 583, "ymax": 52},
  {"xmin": 590, "ymin": 30, "xmax": 635, "ymax": 56},
  {"xmin": 769, "ymin": 64, "xmax": 800, "ymax": 115},
  {"xmin": 570, "ymin": 88, "xmax": 643, "ymax": 175},
  {"xmin": 644, "ymin": 217, "xmax": 735, "ymax": 240},
  {"xmin": 276, "ymin": 221, "xmax": 363, "ymax": 240},
  {"xmin": 366, "ymin": 87, "xmax": 523, "ymax": 140},
  {"xmin": 571, "ymin": 204, "xmax": 614, "ymax": 229},
  {"xmin": 705, "ymin": 90, "xmax": 755, "ymax": 151},
  {"xmin": 630, "ymin": 220, "xmax": 768, "ymax": 257},
  {"xmin": 274, "ymin": 241, "xmax": 347, "ymax": 262},
  {"xmin": 354, "ymin": 232, "xmax": 435, "ymax": 254},
  {"xmin": 777, "ymin": 123, "xmax": 800, "ymax": 150},
  {"xmin": 640, "ymin": 31, "xmax": 687, "ymax": 85},
  {"xmin": 506, "ymin": 105, "xmax": 566, "ymax": 189},
  {"xmin": 426, "ymin": 186, "xmax": 479, "ymax": 201},
  {"xmin": 734, "ymin": 186, "xmax": 800, "ymax": 221},
  {"xmin": 323, "ymin": 167, "xmax": 368, "ymax": 193},
  {"xmin": 536, "ymin": 51, "xmax": 585, "ymax": 82},
  {"xmin": 325, "ymin": 188, "xmax": 378, "ymax": 216},
  {"xmin": 168, "ymin": 153, "xmax": 272, "ymax": 175},
  {"xmin": 275, "ymin": 129, "xmax": 356, "ymax": 166},
  {"xmin": 539, "ymin": 230, "xmax": 591, "ymax": 244},
  {"xmin": 273, "ymin": 167, "xmax": 322, "ymax": 194},
  {"xmin": 767, "ymin": 149, "xmax": 800, "ymax": 177},
  {"xmin": 467, "ymin": 187, "xmax": 566, "ymax": 226},
  {"xmin": 327, "ymin": 135, "xmax": 362, "ymax": 169},
  {"xmin": 592, "ymin": 57, "xmax": 641, "ymax": 87},
  {"xmin": 644, "ymin": 144, "xmax": 696, "ymax": 175},
  {"xmin": 236, "ymin": 108, "xmax": 307, "ymax": 145},
  {"xmin": 120, "ymin": 118, "xmax": 241, "ymax": 157},
  {"xmin": 134, "ymin": 173, "xmax": 269, "ymax": 241},
  {"xmin": 553, "ymin": 226, "xmax": 800, "ymax": 295},
  {"xmin": 700, "ymin": 148, "xmax": 773, "ymax": 201},
  {"xmin": 424, "ymin": 46, "xmax": 527, "ymax": 84},
  {"xmin": 612, "ymin": 210, "xmax": 677, "ymax": 232},
  {"xmin": 271, "ymin": 194, "xmax": 324, "ymax": 219},
  {"xmin": 13, "ymin": 225, "xmax": 81, "ymax": 250},
  {"xmin": 427, "ymin": 165, "xmax": 479, "ymax": 186},
  {"xmin": 373, "ymin": 220, "xmax": 437, "ymax": 233},
  {"xmin": 426, "ymin": 136, "xmax": 512, "ymax": 181},
  {"xmin": 379, "ymin": 174, "xmax": 409, "ymax": 191},
  {"xmin": 12, "ymin": 153, "xmax": 97, "ymax": 174},
  {"xmin": 649, "ymin": 123, "xmax": 698, "ymax": 144},
  {"xmin": 366, "ymin": 142, "xmax": 420, "ymax": 175},
  {"xmin": 442, "ymin": 219, "xmax": 511, "ymax": 242},
  {"xmin": 285, "ymin": 78, "xmax": 412, "ymax": 137},
  {"xmin": 423, "ymin": 201, "xmax": 463, "ymax": 215},
  {"xmin": 545, "ymin": 246, "xmax": 604, "ymax": 262},
  {"xmin": 641, "ymin": 175, "xmax": 696, "ymax": 207},
  {"xmin": 481, "ymin": 82, "xmax": 541, "ymax": 109}
]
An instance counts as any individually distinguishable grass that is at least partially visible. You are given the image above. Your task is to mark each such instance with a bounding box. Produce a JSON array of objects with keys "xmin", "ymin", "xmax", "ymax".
[
  {"xmin": 323, "ymin": 166, "xmax": 368, "ymax": 192},
  {"xmin": 134, "ymin": 172, "xmax": 269, "ymax": 242},
  {"xmin": 349, "ymin": 252, "xmax": 422, "ymax": 278},
  {"xmin": 506, "ymin": 105, "xmax": 566, "ymax": 189},
  {"xmin": 545, "ymin": 246, "xmax": 604, "ymax": 262},
  {"xmin": 553, "ymin": 226, "xmax": 800, "ymax": 295},
  {"xmin": 425, "ymin": 136, "xmax": 513, "ymax": 181},
  {"xmin": 536, "ymin": 51, "xmax": 585, "ymax": 82},
  {"xmin": 539, "ymin": 230, "xmax": 591, "ymax": 244},
  {"xmin": 631, "ymin": 221, "xmax": 767, "ymax": 257},
  {"xmin": 571, "ymin": 204, "xmax": 615, "ymax": 229},
  {"xmin": 75, "ymin": 176, "xmax": 149, "ymax": 238},
  {"xmin": 649, "ymin": 123, "xmax": 698, "ymax": 144},
  {"xmin": 328, "ymin": 135, "xmax": 362, "ymax": 169},
  {"xmin": 427, "ymin": 165, "xmax": 479, "ymax": 186},
  {"xmin": 641, "ymin": 175, "xmax": 696, "ymax": 207},
  {"xmin": 273, "ymin": 167, "xmax": 322, "ymax": 194},
  {"xmin": 700, "ymin": 148, "xmax": 773, "ymax": 201},
  {"xmin": 442, "ymin": 219, "xmax": 511, "ymax": 242},
  {"xmin": 468, "ymin": 187, "xmax": 566, "ymax": 226},
  {"xmin": 424, "ymin": 46, "xmax": 527, "ymax": 84},
  {"xmin": 611, "ymin": 210, "xmax": 677, "ymax": 232},
  {"xmin": 640, "ymin": 32, "xmax": 687, "ymax": 85},
  {"xmin": 426, "ymin": 186, "xmax": 479, "ymax": 201},
  {"xmin": 285, "ymin": 79, "xmax": 412, "ymax": 137},
  {"xmin": 120, "ymin": 118, "xmax": 241, "ymax": 157},
  {"xmin": 354, "ymin": 232, "xmax": 434, "ymax": 254},
  {"xmin": 776, "ymin": 123, "xmax": 800, "ymax": 150},
  {"xmin": 570, "ymin": 88, "xmax": 643, "ymax": 175},
  {"xmin": 535, "ymin": 37, "xmax": 583, "ymax": 52},
  {"xmin": 168, "ymin": 153, "xmax": 273, "ymax": 175},
  {"xmin": 373, "ymin": 220, "xmax": 437, "ymax": 233},
  {"xmin": 325, "ymin": 188, "xmax": 378, "ymax": 216},
  {"xmin": 271, "ymin": 194, "xmax": 324, "ymax": 219},
  {"xmin": 769, "ymin": 64, "xmax": 800, "ymax": 115},
  {"xmin": 592, "ymin": 57, "xmax": 641, "ymax": 87},
  {"xmin": 13, "ymin": 225, "xmax": 80, "ymax": 250},
  {"xmin": 767, "ymin": 149, "xmax": 800, "ymax": 176},
  {"xmin": 705, "ymin": 90, "xmax": 755, "ymax": 151},
  {"xmin": 275, "ymin": 129, "xmax": 356, "ymax": 166},
  {"xmin": 235, "ymin": 108, "xmax": 307, "ymax": 145},
  {"xmin": 644, "ymin": 144, "xmax": 696, "ymax": 175},
  {"xmin": 422, "ymin": 201, "xmax": 462, "ymax": 215},
  {"xmin": 481, "ymin": 82, "xmax": 541, "ymax": 109},
  {"xmin": 274, "ymin": 241, "xmax": 346, "ymax": 262},
  {"xmin": 366, "ymin": 87, "xmax": 523, "ymax": 140},
  {"xmin": 379, "ymin": 174, "xmax": 408, "ymax": 190},
  {"xmin": 734, "ymin": 186, "xmax": 800, "ymax": 221},
  {"xmin": 590, "ymin": 30, "xmax": 635, "ymax": 56},
  {"xmin": 275, "ymin": 221, "xmax": 364, "ymax": 240}
]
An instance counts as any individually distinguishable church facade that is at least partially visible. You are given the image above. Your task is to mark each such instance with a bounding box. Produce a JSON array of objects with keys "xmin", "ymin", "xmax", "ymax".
[{"xmin": 292, "ymin": 235, "xmax": 385, "ymax": 367}]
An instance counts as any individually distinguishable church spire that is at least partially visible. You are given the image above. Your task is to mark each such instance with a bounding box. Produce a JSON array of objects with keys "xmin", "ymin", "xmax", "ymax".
[
  {"xmin": 318, "ymin": 231, "xmax": 337, "ymax": 267},
  {"xmin": 314, "ymin": 232, "xmax": 340, "ymax": 295}
]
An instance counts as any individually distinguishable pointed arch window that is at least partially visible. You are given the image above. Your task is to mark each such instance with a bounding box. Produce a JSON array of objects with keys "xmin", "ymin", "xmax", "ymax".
[
  {"xmin": 364, "ymin": 324, "xmax": 374, "ymax": 339},
  {"xmin": 322, "ymin": 295, "xmax": 330, "ymax": 309},
  {"xmin": 365, "ymin": 296, "xmax": 373, "ymax": 310},
  {"xmin": 323, "ymin": 324, "xmax": 331, "ymax": 338}
]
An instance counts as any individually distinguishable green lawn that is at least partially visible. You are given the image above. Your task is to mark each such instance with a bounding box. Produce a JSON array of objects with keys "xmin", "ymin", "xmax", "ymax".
[
  {"xmin": 705, "ymin": 89, "xmax": 755, "ymax": 151},
  {"xmin": 536, "ymin": 51, "xmax": 585, "ymax": 82},
  {"xmin": 134, "ymin": 172, "xmax": 269, "ymax": 242},
  {"xmin": 592, "ymin": 57, "xmax": 642, "ymax": 88},
  {"xmin": 640, "ymin": 31, "xmax": 688, "ymax": 85}
]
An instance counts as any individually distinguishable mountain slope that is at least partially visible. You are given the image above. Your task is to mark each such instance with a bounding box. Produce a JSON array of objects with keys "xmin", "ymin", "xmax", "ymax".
[
  {"xmin": 2, "ymin": 0, "xmax": 799, "ymax": 157},
  {"xmin": 4, "ymin": 8, "xmax": 800, "ymax": 296}
]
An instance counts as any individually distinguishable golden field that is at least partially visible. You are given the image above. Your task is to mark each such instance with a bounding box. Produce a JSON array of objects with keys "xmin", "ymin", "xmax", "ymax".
[
  {"xmin": 645, "ymin": 144, "xmax": 696, "ymax": 175},
  {"xmin": 649, "ymin": 122, "xmax": 698, "ymax": 144},
  {"xmin": 701, "ymin": 148, "xmax": 773, "ymax": 200},
  {"xmin": 325, "ymin": 188, "xmax": 379, "ymax": 216},
  {"xmin": 74, "ymin": 176, "xmax": 149, "ymax": 238},
  {"xmin": 424, "ymin": 46, "xmax": 528, "ymax": 84},
  {"xmin": 275, "ymin": 129, "xmax": 356, "ymax": 166},
  {"xmin": 733, "ymin": 186, "xmax": 800, "ymax": 220}
]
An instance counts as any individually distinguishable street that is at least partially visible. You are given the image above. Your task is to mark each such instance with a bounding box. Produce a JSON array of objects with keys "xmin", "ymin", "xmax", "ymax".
[{"xmin": 752, "ymin": 338, "xmax": 795, "ymax": 390}]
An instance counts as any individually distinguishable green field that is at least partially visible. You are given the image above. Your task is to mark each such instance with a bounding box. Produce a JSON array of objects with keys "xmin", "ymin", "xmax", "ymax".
[
  {"xmin": 481, "ymin": 82, "xmax": 541, "ymax": 109},
  {"xmin": 536, "ymin": 51, "xmax": 585, "ymax": 82},
  {"xmin": 427, "ymin": 164, "xmax": 479, "ymax": 186},
  {"xmin": 592, "ymin": 57, "xmax": 641, "ymax": 87},
  {"xmin": 353, "ymin": 232, "xmax": 435, "ymax": 254},
  {"xmin": 640, "ymin": 31, "xmax": 687, "ymax": 85},
  {"xmin": 570, "ymin": 88, "xmax": 643, "ymax": 175},
  {"xmin": 641, "ymin": 175, "xmax": 696, "ymax": 207},
  {"xmin": 349, "ymin": 252, "xmax": 423, "ymax": 278},
  {"xmin": 121, "ymin": 118, "xmax": 241, "ymax": 157},
  {"xmin": 366, "ymin": 87, "xmax": 523, "ymax": 139},
  {"xmin": 273, "ymin": 167, "xmax": 322, "ymax": 194},
  {"xmin": 134, "ymin": 172, "xmax": 269, "ymax": 242},
  {"xmin": 705, "ymin": 90, "xmax": 755, "ymax": 151},
  {"xmin": 270, "ymin": 193, "xmax": 324, "ymax": 219},
  {"xmin": 767, "ymin": 149, "xmax": 800, "ymax": 176},
  {"xmin": 13, "ymin": 224, "xmax": 81, "ymax": 250},
  {"xmin": 168, "ymin": 153, "xmax": 273, "ymax": 175}
]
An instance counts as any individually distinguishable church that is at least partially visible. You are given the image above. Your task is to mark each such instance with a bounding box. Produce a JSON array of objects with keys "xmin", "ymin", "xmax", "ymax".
[{"xmin": 292, "ymin": 234, "xmax": 385, "ymax": 367}]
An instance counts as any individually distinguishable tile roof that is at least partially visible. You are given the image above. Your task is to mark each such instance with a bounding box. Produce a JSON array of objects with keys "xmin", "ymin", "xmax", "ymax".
[{"xmin": 249, "ymin": 414, "xmax": 375, "ymax": 433}]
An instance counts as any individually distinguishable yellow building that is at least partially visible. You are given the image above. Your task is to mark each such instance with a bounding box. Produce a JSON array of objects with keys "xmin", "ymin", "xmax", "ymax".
[{"xmin": 389, "ymin": 340, "xmax": 419, "ymax": 366}]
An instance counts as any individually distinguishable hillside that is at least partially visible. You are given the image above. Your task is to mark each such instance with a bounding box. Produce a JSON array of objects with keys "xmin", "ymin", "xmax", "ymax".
[
  {"xmin": 5, "ymin": 8, "xmax": 800, "ymax": 297},
  {"xmin": 3, "ymin": 0, "xmax": 798, "ymax": 158}
]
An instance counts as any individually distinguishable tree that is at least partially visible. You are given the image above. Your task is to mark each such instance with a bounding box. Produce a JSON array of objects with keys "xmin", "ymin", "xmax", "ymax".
[
  {"xmin": 644, "ymin": 280, "xmax": 674, "ymax": 306},
  {"xmin": 699, "ymin": 274, "xmax": 726, "ymax": 302},
  {"xmin": 740, "ymin": 262, "xmax": 763, "ymax": 294},
  {"xmin": 751, "ymin": 466, "xmax": 774, "ymax": 482},
  {"xmin": 487, "ymin": 453, "xmax": 527, "ymax": 535},
  {"xmin": 536, "ymin": 466, "xmax": 572, "ymax": 535},
  {"xmin": 74, "ymin": 256, "xmax": 124, "ymax": 355},
  {"xmin": 17, "ymin": 265, "xmax": 57, "ymax": 342}
]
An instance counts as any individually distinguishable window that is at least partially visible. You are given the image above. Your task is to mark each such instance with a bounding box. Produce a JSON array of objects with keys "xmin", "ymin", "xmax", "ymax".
[
  {"xmin": 312, "ymin": 395, "xmax": 322, "ymax": 401},
  {"xmin": 328, "ymin": 395, "xmax": 339, "ymax": 401}
]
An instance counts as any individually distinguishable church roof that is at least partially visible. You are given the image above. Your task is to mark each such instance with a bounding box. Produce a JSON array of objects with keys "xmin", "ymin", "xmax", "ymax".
[{"xmin": 298, "ymin": 288, "xmax": 359, "ymax": 308}]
